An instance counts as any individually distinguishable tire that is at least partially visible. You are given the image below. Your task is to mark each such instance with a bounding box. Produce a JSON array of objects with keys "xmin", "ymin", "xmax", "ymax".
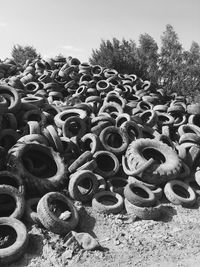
[
  {"xmin": 0, "ymin": 185, "xmax": 25, "ymax": 219},
  {"xmin": 37, "ymin": 192, "xmax": 79, "ymax": 235},
  {"xmin": 125, "ymin": 138, "xmax": 181, "ymax": 185},
  {"xmin": 0, "ymin": 217, "xmax": 28, "ymax": 265},
  {"xmin": 68, "ymin": 170, "xmax": 99, "ymax": 202},
  {"xmin": 124, "ymin": 182, "xmax": 156, "ymax": 207},
  {"xmin": 93, "ymin": 151, "xmax": 119, "ymax": 178},
  {"xmin": 179, "ymin": 133, "xmax": 200, "ymax": 145},
  {"xmin": 164, "ymin": 180, "xmax": 196, "ymax": 207},
  {"xmin": 128, "ymin": 176, "xmax": 156, "ymax": 190},
  {"xmin": 62, "ymin": 116, "xmax": 86, "ymax": 139},
  {"xmin": 81, "ymin": 133, "xmax": 100, "ymax": 154},
  {"xmin": 92, "ymin": 191, "xmax": 124, "ymax": 214},
  {"xmin": 24, "ymin": 198, "xmax": 41, "ymax": 225},
  {"xmin": 0, "ymin": 85, "xmax": 21, "ymax": 113},
  {"xmin": 99, "ymin": 126, "xmax": 129, "ymax": 155},
  {"xmin": 120, "ymin": 121, "xmax": 142, "ymax": 141},
  {"xmin": 7, "ymin": 142, "xmax": 67, "ymax": 196},
  {"xmin": 0, "ymin": 171, "xmax": 25, "ymax": 196},
  {"xmin": 124, "ymin": 198, "xmax": 162, "ymax": 220},
  {"xmin": 68, "ymin": 151, "xmax": 93, "ymax": 173},
  {"xmin": 54, "ymin": 108, "xmax": 87, "ymax": 128},
  {"xmin": 139, "ymin": 110, "xmax": 158, "ymax": 127}
]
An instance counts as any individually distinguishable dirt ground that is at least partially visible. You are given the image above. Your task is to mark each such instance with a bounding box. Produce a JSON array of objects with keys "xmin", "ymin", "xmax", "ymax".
[{"xmin": 5, "ymin": 192, "xmax": 200, "ymax": 267}]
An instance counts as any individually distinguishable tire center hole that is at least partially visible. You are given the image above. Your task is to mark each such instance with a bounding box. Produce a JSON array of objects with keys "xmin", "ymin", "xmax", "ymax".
[
  {"xmin": 106, "ymin": 132, "xmax": 123, "ymax": 148},
  {"xmin": 77, "ymin": 177, "xmax": 93, "ymax": 195},
  {"xmin": 142, "ymin": 147, "xmax": 166, "ymax": 164},
  {"xmin": 98, "ymin": 195, "xmax": 118, "ymax": 206},
  {"xmin": 0, "ymin": 225, "xmax": 17, "ymax": 248},
  {"xmin": 0, "ymin": 195, "xmax": 16, "ymax": 216},
  {"xmin": 130, "ymin": 186, "xmax": 149, "ymax": 198},
  {"xmin": 50, "ymin": 199, "xmax": 71, "ymax": 218},
  {"xmin": 173, "ymin": 184, "xmax": 190, "ymax": 198},
  {"xmin": 96, "ymin": 154, "xmax": 115, "ymax": 172}
]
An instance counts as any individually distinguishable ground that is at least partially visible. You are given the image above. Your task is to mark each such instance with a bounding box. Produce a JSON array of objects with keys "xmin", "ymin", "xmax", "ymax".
[{"xmin": 6, "ymin": 196, "xmax": 200, "ymax": 267}]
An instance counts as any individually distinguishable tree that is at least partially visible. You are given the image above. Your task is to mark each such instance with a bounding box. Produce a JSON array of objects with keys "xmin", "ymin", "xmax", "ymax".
[
  {"xmin": 159, "ymin": 24, "xmax": 184, "ymax": 94},
  {"xmin": 181, "ymin": 41, "xmax": 200, "ymax": 100},
  {"xmin": 11, "ymin": 44, "xmax": 40, "ymax": 66},
  {"xmin": 137, "ymin": 33, "xmax": 159, "ymax": 85},
  {"xmin": 89, "ymin": 38, "xmax": 141, "ymax": 75}
]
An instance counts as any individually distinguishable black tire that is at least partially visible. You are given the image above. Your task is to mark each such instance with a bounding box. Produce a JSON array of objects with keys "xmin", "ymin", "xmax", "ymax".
[
  {"xmin": 124, "ymin": 198, "xmax": 162, "ymax": 220},
  {"xmin": 7, "ymin": 142, "xmax": 67, "ymax": 196},
  {"xmin": 92, "ymin": 191, "xmax": 124, "ymax": 214},
  {"xmin": 68, "ymin": 151, "xmax": 93, "ymax": 173},
  {"xmin": 99, "ymin": 126, "xmax": 129, "ymax": 155},
  {"xmin": 93, "ymin": 151, "xmax": 119, "ymax": 178},
  {"xmin": 0, "ymin": 171, "xmax": 25, "ymax": 196},
  {"xmin": 0, "ymin": 185, "xmax": 25, "ymax": 219},
  {"xmin": 124, "ymin": 182, "xmax": 156, "ymax": 207},
  {"xmin": 164, "ymin": 180, "xmax": 196, "ymax": 207},
  {"xmin": 37, "ymin": 192, "xmax": 79, "ymax": 235},
  {"xmin": 68, "ymin": 170, "xmax": 99, "ymax": 202},
  {"xmin": 0, "ymin": 217, "xmax": 28, "ymax": 265},
  {"xmin": 125, "ymin": 138, "xmax": 181, "ymax": 184}
]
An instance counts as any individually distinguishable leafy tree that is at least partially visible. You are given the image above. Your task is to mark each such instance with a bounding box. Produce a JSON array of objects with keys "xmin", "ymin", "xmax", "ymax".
[
  {"xmin": 11, "ymin": 44, "xmax": 40, "ymax": 66},
  {"xmin": 159, "ymin": 24, "xmax": 184, "ymax": 94},
  {"xmin": 89, "ymin": 38, "xmax": 141, "ymax": 75},
  {"xmin": 181, "ymin": 41, "xmax": 200, "ymax": 100},
  {"xmin": 137, "ymin": 33, "xmax": 159, "ymax": 85}
]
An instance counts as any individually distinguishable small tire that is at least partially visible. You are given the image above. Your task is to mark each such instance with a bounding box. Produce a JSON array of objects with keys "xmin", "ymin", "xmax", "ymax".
[
  {"xmin": 0, "ymin": 217, "xmax": 28, "ymax": 265},
  {"xmin": 92, "ymin": 191, "xmax": 124, "ymax": 214},
  {"xmin": 124, "ymin": 198, "xmax": 162, "ymax": 220},
  {"xmin": 37, "ymin": 192, "xmax": 79, "ymax": 235},
  {"xmin": 124, "ymin": 182, "xmax": 156, "ymax": 207},
  {"xmin": 164, "ymin": 180, "xmax": 196, "ymax": 207},
  {"xmin": 68, "ymin": 170, "xmax": 99, "ymax": 202}
]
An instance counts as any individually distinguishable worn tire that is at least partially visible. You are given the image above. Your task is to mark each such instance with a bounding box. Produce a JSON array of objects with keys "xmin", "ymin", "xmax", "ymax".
[
  {"xmin": 37, "ymin": 192, "xmax": 79, "ymax": 235},
  {"xmin": 125, "ymin": 138, "xmax": 181, "ymax": 184},
  {"xmin": 164, "ymin": 180, "xmax": 196, "ymax": 207},
  {"xmin": 0, "ymin": 217, "xmax": 28, "ymax": 265}
]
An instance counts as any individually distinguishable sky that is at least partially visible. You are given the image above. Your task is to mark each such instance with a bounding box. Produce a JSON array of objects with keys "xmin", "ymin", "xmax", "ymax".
[{"xmin": 0, "ymin": 0, "xmax": 199, "ymax": 62}]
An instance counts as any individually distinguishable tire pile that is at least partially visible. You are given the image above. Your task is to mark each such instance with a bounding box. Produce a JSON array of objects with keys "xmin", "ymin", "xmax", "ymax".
[{"xmin": 1, "ymin": 56, "xmax": 200, "ymax": 264}]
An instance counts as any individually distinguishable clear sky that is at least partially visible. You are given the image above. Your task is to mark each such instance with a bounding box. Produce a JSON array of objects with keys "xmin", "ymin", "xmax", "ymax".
[{"xmin": 0, "ymin": 0, "xmax": 199, "ymax": 61}]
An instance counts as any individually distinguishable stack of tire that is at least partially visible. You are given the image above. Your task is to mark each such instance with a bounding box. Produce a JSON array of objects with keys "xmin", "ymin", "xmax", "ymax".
[{"xmin": 0, "ymin": 55, "xmax": 200, "ymax": 264}]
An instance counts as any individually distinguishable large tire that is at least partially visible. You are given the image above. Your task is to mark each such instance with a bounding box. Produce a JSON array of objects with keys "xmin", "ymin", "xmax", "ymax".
[
  {"xmin": 37, "ymin": 192, "xmax": 79, "ymax": 235},
  {"xmin": 125, "ymin": 138, "xmax": 181, "ymax": 185},
  {"xmin": 0, "ymin": 217, "xmax": 28, "ymax": 265},
  {"xmin": 7, "ymin": 142, "xmax": 67, "ymax": 196}
]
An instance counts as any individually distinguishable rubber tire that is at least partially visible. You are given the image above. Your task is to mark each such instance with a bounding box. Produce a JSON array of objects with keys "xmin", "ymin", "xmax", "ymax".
[
  {"xmin": 124, "ymin": 182, "xmax": 156, "ymax": 207},
  {"xmin": 0, "ymin": 217, "xmax": 28, "ymax": 265},
  {"xmin": 99, "ymin": 126, "xmax": 129, "ymax": 155},
  {"xmin": 93, "ymin": 151, "xmax": 119, "ymax": 178},
  {"xmin": 37, "ymin": 192, "xmax": 79, "ymax": 235},
  {"xmin": 0, "ymin": 185, "xmax": 25, "ymax": 219},
  {"xmin": 68, "ymin": 170, "xmax": 99, "ymax": 202},
  {"xmin": 92, "ymin": 191, "xmax": 124, "ymax": 214},
  {"xmin": 124, "ymin": 198, "xmax": 162, "ymax": 220},
  {"xmin": 125, "ymin": 138, "xmax": 181, "ymax": 185},
  {"xmin": 164, "ymin": 180, "xmax": 196, "ymax": 207},
  {"xmin": 7, "ymin": 142, "xmax": 67, "ymax": 195}
]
